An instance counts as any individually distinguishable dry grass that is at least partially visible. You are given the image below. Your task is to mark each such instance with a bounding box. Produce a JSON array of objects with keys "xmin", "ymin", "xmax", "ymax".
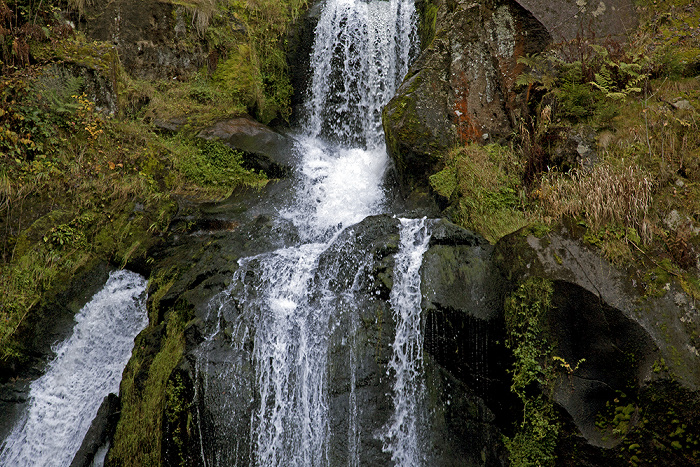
[
  {"xmin": 188, "ymin": 0, "xmax": 218, "ymax": 36},
  {"xmin": 535, "ymin": 163, "xmax": 654, "ymax": 242}
]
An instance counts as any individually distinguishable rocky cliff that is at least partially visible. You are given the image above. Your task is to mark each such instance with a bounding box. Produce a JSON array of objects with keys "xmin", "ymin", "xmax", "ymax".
[{"xmin": 384, "ymin": 0, "xmax": 551, "ymax": 188}]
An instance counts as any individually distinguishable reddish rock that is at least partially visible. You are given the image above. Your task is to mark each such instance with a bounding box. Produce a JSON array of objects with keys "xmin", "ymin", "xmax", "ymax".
[{"xmin": 383, "ymin": 0, "xmax": 551, "ymax": 188}]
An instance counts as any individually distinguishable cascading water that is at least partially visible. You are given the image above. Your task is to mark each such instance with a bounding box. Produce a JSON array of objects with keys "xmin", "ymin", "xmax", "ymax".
[
  {"xmin": 382, "ymin": 218, "xmax": 431, "ymax": 465},
  {"xmin": 197, "ymin": 1, "xmax": 424, "ymax": 465},
  {"xmin": 306, "ymin": 0, "xmax": 417, "ymax": 149},
  {"xmin": 0, "ymin": 270, "xmax": 148, "ymax": 467}
]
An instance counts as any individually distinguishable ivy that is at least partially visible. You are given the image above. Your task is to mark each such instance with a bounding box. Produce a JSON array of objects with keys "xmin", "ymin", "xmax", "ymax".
[{"xmin": 503, "ymin": 277, "xmax": 560, "ymax": 467}]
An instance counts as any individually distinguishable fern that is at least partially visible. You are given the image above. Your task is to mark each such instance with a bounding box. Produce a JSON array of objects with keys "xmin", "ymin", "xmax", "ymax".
[
  {"xmin": 589, "ymin": 53, "xmax": 646, "ymax": 100},
  {"xmin": 516, "ymin": 54, "xmax": 556, "ymax": 91},
  {"xmin": 591, "ymin": 65, "xmax": 614, "ymax": 94}
]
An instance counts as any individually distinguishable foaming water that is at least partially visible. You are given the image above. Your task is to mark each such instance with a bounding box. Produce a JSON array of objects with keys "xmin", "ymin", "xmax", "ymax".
[
  {"xmin": 282, "ymin": 136, "xmax": 388, "ymax": 240},
  {"xmin": 0, "ymin": 271, "xmax": 148, "ymax": 467},
  {"xmin": 382, "ymin": 218, "xmax": 431, "ymax": 466},
  {"xmin": 306, "ymin": 0, "xmax": 417, "ymax": 149}
]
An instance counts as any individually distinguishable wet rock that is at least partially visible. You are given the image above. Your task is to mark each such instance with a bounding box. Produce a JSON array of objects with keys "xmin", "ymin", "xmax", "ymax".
[
  {"xmin": 423, "ymin": 356, "xmax": 509, "ymax": 466},
  {"xmin": 383, "ymin": 0, "xmax": 551, "ymax": 188},
  {"xmin": 421, "ymin": 219, "xmax": 516, "ymax": 427},
  {"xmin": 197, "ymin": 116, "xmax": 297, "ymax": 178},
  {"xmin": 71, "ymin": 394, "xmax": 121, "ymax": 467},
  {"xmin": 0, "ymin": 380, "xmax": 30, "ymax": 444},
  {"xmin": 287, "ymin": 0, "xmax": 325, "ymax": 125},
  {"xmin": 320, "ymin": 215, "xmax": 511, "ymax": 465}
]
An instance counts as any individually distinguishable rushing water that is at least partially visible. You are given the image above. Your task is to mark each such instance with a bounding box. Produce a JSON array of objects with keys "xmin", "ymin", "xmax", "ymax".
[
  {"xmin": 195, "ymin": 0, "xmax": 424, "ymax": 465},
  {"xmin": 382, "ymin": 218, "xmax": 431, "ymax": 465},
  {"xmin": 0, "ymin": 270, "xmax": 148, "ymax": 467}
]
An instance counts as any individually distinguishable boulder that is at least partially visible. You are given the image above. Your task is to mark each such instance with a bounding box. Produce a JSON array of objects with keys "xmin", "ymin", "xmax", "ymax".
[
  {"xmin": 383, "ymin": 0, "xmax": 551, "ymax": 188},
  {"xmin": 197, "ymin": 116, "xmax": 297, "ymax": 178},
  {"xmin": 494, "ymin": 223, "xmax": 700, "ymax": 447},
  {"xmin": 514, "ymin": 0, "xmax": 638, "ymax": 42},
  {"xmin": 550, "ymin": 124, "xmax": 599, "ymax": 171}
]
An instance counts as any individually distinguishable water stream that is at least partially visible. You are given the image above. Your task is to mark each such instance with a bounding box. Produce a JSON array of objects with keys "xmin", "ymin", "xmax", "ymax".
[
  {"xmin": 0, "ymin": 270, "xmax": 148, "ymax": 467},
  {"xmin": 382, "ymin": 218, "xmax": 431, "ymax": 465}
]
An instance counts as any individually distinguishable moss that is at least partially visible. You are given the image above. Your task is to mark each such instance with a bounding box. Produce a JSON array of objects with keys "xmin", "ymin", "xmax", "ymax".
[
  {"xmin": 521, "ymin": 222, "xmax": 551, "ymax": 238},
  {"xmin": 429, "ymin": 144, "xmax": 529, "ymax": 243},
  {"xmin": 108, "ymin": 305, "xmax": 190, "ymax": 466},
  {"xmin": 417, "ymin": 1, "xmax": 440, "ymax": 49}
]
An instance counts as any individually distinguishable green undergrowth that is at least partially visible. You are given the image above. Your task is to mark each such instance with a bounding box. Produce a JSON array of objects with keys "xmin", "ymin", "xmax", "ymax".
[
  {"xmin": 121, "ymin": 0, "xmax": 309, "ymax": 126},
  {"xmin": 503, "ymin": 277, "xmax": 560, "ymax": 467},
  {"xmin": 429, "ymin": 143, "xmax": 530, "ymax": 243},
  {"xmin": 0, "ymin": 34, "xmax": 266, "ymax": 369},
  {"xmin": 589, "ymin": 381, "xmax": 700, "ymax": 465},
  {"xmin": 108, "ymin": 298, "xmax": 190, "ymax": 466}
]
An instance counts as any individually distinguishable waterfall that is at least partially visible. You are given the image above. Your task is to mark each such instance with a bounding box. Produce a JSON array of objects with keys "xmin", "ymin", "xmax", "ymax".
[
  {"xmin": 305, "ymin": 0, "xmax": 418, "ymax": 149},
  {"xmin": 195, "ymin": 0, "xmax": 420, "ymax": 465},
  {"xmin": 0, "ymin": 270, "xmax": 148, "ymax": 467},
  {"xmin": 382, "ymin": 218, "xmax": 431, "ymax": 466}
]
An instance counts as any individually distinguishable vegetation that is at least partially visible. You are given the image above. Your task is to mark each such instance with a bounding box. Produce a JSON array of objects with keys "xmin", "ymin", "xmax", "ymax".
[
  {"xmin": 0, "ymin": 0, "xmax": 312, "ymax": 372},
  {"xmin": 503, "ymin": 278, "xmax": 560, "ymax": 467},
  {"xmin": 119, "ymin": 0, "xmax": 308, "ymax": 126},
  {"xmin": 426, "ymin": 1, "xmax": 700, "ymax": 465},
  {"xmin": 431, "ymin": 0, "xmax": 700, "ymax": 283},
  {"xmin": 429, "ymin": 143, "xmax": 528, "ymax": 243},
  {"xmin": 109, "ymin": 302, "xmax": 189, "ymax": 465}
]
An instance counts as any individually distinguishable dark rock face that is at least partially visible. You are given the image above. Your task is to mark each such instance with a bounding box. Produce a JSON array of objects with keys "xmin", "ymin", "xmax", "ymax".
[
  {"xmin": 514, "ymin": 0, "xmax": 638, "ymax": 42},
  {"xmin": 287, "ymin": 0, "xmax": 325, "ymax": 126},
  {"xmin": 494, "ymin": 224, "xmax": 700, "ymax": 449},
  {"xmin": 197, "ymin": 116, "xmax": 297, "ymax": 178},
  {"xmin": 71, "ymin": 393, "xmax": 121, "ymax": 467},
  {"xmin": 143, "ymin": 204, "xmax": 513, "ymax": 465},
  {"xmin": 80, "ymin": 0, "xmax": 207, "ymax": 80},
  {"xmin": 383, "ymin": 0, "xmax": 551, "ymax": 188},
  {"xmin": 549, "ymin": 124, "xmax": 599, "ymax": 171}
]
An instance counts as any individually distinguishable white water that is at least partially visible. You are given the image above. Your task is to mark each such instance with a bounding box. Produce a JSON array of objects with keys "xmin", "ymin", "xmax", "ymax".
[
  {"xmin": 196, "ymin": 0, "xmax": 420, "ymax": 465},
  {"xmin": 382, "ymin": 218, "xmax": 431, "ymax": 466},
  {"xmin": 306, "ymin": 0, "xmax": 418, "ymax": 149},
  {"xmin": 0, "ymin": 270, "xmax": 148, "ymax": 467}
]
